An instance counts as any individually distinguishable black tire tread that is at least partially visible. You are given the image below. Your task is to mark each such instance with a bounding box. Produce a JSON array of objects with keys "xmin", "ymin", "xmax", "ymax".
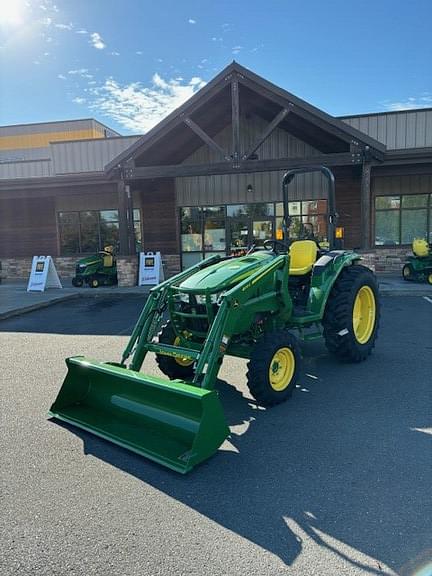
[
  {"xmin": 246, "ymin": 330, "xmax": 301, "ymax": 407},
  {"xmin": 322, "ymin": 264, "xmax": 380, "ymax": 362},
  {"xmin": 156, "ymin": 321, "xmax": 195, "ymax": 380}
]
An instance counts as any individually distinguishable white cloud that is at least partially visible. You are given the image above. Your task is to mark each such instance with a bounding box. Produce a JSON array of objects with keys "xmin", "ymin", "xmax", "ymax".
[
  {"xmin": 90, "ymin": 32, "xmax": 106, "ymax": 50},
  {"xmin": 383, "ymin": 94, "xmax": 432, "ymax": 111},
  {"xmin": 136, "ymin": 50, "xmax": 143, "ymax": 55},
  {"xmin": 188, "ymin": 18, "xmax": 196, "ymax": 24},
  {"xmin": 58, "ymin": 74, "xmax": 67, "ymax": 80},
  {"xmin": 55, "ymin": 23, "xmax": 73, "ymax": 30},
  {"xmin": 110, "ymin": 51, "xmax": 120, "ymax": 56},
  {"xmin": 232, "ymin": 45, "xmax": 243, "ymax": 54},
  {"xmin": 76, "ymin": 29, "xmax": 88, "ymax": 34},
  {"xmin": 73, "ymin": 97, "xmax": 86, "ymax": 104},
  {"xmin": 68, "ymin": 68, "xmax": 89, "ymax": 75},
  {"xmin": 89, "ymin": 74, "xmax": 207, "ymax": 132}
]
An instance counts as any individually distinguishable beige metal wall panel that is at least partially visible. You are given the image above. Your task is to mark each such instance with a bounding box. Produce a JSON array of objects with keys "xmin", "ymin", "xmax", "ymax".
[
  {"xmin": 0, "ymin": 146, "xmax": 51, "ymax": 162},
  {"xmin": 342, "ymin": 110, "xmax": 432, "ymax": 149},
  {"xmin": 0, "ymin": 159, "xmax": 52, "ymax": 179},
  {"xmin": 51, "ymin": 136, "xmax": 140, "ymax": 174},
  {"xmin": 177, "ymin": 115, "xmax": 325, "ymax": 205},
  {"xmin": 373, "ymin": 174, "xmax": 432, "ymax": 196},
  {"xmin": 0, "ymin": 119, "xmax": 94, "ymax": 137}
]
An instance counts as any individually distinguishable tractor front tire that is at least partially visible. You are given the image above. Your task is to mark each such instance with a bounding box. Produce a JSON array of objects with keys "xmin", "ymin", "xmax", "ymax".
[
  {"xmin": 246, "ymin": 331, "xmax": 301, "ymax": 407},
  {"xmin": 89, "ymin": 277, "xmax": 100, "ymax": 288},
  {"xmin": 156, "ymin": 322, "xmax": 195, "ymax": 380},
  {"xmin": 72, "ymin": 277, "xmax": 83, "ymax": 287},
  {"xmin": 402, "ymin": 264, "xmax": 413, "ymax": 281},
  {"xmin": 323, "ymin": 264, "xmax": 380, "ymax": 362},
  {"xmin": 427, "ymin": 272, "xmax": 432, "ymax": 285}
]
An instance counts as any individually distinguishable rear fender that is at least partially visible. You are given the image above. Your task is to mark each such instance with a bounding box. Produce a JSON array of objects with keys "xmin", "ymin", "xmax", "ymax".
[{"xmin": 307, "ymin": 251, "xmax": 362, "ymax": 317}]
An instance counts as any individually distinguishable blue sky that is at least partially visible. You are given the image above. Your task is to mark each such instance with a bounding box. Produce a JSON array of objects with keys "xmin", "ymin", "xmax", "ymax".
[{"xmin": 1, "ymin": 0, "xmax": 431, "ymax": 135}]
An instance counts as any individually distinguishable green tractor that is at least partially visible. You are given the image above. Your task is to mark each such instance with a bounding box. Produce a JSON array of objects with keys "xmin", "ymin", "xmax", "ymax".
[
  {"xmin": 72, "ymin": 245, "xmax": 118, "ymax": 288},
  {"xmin": 402, "ymin": 238, "xmax": 432, "ymax": 285},
  {"xmin": 50, "ymin": 166, "xmax": 380, "ymax": 473}
]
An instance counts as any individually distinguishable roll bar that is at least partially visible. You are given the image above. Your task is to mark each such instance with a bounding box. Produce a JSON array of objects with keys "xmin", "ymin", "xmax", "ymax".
[{"xmin": 282, "ymin": 166, "xmax": 338, "ymax": 250}]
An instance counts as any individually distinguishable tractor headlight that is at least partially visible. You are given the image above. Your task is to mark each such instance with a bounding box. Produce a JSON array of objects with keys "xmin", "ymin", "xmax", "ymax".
[{"xmin": 178, "ymin": 293, "xmax": 190, "ymax": 303}]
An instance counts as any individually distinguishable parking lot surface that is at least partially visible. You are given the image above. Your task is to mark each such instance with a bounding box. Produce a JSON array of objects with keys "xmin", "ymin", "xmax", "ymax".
[{"xmin": 1, "ymin": 295, "xmax": 431, "ymax": 576}]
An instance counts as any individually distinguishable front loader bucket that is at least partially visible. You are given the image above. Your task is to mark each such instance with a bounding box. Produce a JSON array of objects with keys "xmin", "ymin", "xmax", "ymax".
[{"xmin": 49, "ymin": 357, "xmax": 229, "ymax": 473}]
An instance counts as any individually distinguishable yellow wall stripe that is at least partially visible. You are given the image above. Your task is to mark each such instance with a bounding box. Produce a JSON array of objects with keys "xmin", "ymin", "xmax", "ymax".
[{"xmin": 0, "ymin": 128, "xmax": 105, "ymax": 151}]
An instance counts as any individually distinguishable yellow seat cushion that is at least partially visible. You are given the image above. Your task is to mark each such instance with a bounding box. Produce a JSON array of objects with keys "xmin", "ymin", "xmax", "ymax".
[
  {"xmin": 103, "ymin": 254, "xmax": 114, "ymax": 268},
  {"xmin": 289, "ymin": 240, "xmax": 318, "ymax": 276}
]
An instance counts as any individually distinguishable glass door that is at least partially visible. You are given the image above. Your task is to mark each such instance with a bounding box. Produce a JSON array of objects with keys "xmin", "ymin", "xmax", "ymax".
[{"xmin": 252, "ymin": 219, "xmax": 273, "ymax": 247}]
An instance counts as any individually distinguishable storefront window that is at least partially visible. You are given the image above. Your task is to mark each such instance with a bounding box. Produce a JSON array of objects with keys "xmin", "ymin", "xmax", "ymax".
[
  {"xmin": 375, "ymin": 194, "xmax": 431, "ymax": 246},
  {"xmin": 275, "ymin": 200, "xmax": 328, "ymax": 241},
  {"xmin": 58, "ymin": 209, "xmax": 123, "ymax": 254},
  {"xmin": 133, "ymin": 209, "xmax": 142, "ymax": 250},
  {"xmin": 180, "ymin": 206, "xmax": 226, "ymax": 267}
]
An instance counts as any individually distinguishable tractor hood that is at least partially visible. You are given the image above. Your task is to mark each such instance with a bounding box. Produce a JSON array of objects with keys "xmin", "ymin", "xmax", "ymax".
[
  {"xmin": 76, "ymin": 254, "xmax": 103, "ymax": 266},
  {"xmin": 179, "ymin": 251, "xmax": 274, "ymax": 292}
]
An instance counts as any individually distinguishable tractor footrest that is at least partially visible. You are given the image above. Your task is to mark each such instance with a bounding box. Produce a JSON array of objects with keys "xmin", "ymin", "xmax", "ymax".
[{"xmin": 146, "ymin": 343, "xmax": 200, "ymax": 361}]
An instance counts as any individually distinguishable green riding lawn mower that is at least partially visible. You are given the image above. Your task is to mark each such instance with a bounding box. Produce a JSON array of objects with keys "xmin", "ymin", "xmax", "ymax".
[
  {"xmin": 50, "ymin": 166, "xmax": 380, "ymax": 473},
  {"xmin": 402, "ymin": 238, "xmax": 432, "ymax": 285},
  {"xmin": 71, "ymin": 245, "xmax": 118, "ymax": 288}
]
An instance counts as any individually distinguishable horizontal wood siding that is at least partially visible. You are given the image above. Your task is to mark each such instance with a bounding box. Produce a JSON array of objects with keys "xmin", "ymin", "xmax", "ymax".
[
  {"xmin": 0, "ymin": 196, "xmax": 57, "ymax": 257},
  {"xmin": 137, "ymin": 179, "xmax": 179, "ymax": 254}
]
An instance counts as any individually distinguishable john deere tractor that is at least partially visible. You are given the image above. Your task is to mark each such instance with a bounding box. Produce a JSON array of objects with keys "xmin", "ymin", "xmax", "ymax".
[
  {"xmin": 50, "ymin": 166, "xmax": 380, "ymax": 473},
  {"xmin": 72, "ymin": 245, "xmax": 117, "ymax": 288},
  {"xmin": 402, "ymin": 239, "xmax": 432, "ymax": 285}
]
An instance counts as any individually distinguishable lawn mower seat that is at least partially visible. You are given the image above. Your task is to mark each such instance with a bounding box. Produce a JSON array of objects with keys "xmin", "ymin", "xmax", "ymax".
[
  {"xmin": 101, "ymin": 245, "xmax": 114, "ymax": 268},
  {"xmin": 289, "ymin": 240, "xmax": 318, "ymax": 276}
]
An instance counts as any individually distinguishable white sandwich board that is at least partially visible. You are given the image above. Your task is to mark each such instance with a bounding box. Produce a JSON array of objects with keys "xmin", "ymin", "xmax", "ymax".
[
  {"xmin": 138, "ymin": 252, "xmax": 164, "ymax": 286},
  {"xmin": 27, "ymin": 256, "xmax": 62, "ymax": 292}
]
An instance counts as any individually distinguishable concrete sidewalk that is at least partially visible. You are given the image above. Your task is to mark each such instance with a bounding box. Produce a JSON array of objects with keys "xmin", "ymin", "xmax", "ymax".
[{"xmin": 1, "ymin": 275, "xmax": 431, "ymax": 321}]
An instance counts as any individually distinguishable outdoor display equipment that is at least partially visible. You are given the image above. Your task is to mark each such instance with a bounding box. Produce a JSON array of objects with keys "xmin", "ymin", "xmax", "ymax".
[
  {"xmin": 71, "ymin": 245, "xmax": 118, "ymax": 288},
  {"xmin": 402, "ymin": 239, "xmax": 432, "ymax": 285},
  {"xmin": 49, "ymin": 166, "xmax": 381, "ymax": 473}
]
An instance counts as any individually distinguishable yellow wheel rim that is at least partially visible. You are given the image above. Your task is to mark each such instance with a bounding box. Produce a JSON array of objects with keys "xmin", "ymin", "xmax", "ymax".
[
  {"xmin": 173, "ymin": 336, "xmax": 194, "ymax": 367},
  {"xmin": 352, "ymin": 286, "xmax": 376, "ymax": 344},
  {"xmin": 92, "ymin": 280, "xmax": 98, "ymax": 287},
  {"xmin": 403, "ymin": 266, "xmax": 410, "ymax": 277},
  {"xmin": 269, "ymin": 347, "xmax": 295, "ymax": 391},
  {"xmin": 428, "ymin": 274, "xmax": 432, "ymax": 285}
]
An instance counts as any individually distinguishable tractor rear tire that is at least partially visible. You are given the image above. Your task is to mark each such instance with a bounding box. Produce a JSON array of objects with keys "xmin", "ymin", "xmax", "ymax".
[
  {"xmin": 427, "ymin": 272, "xmax": 432, "ymax": 285},
  {"xmin": 246, "ymin": 331, "xmax": 301, "ymax": 407},
  {"xmin": 323, "ymin": 264, "xmax": 380, "ymax": 362},
  {"xmin": 156, "ymin": 322, "xmax": 195, "ymax": 380}
]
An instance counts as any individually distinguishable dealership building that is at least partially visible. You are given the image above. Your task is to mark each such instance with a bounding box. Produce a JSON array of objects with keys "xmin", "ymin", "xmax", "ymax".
[{"xmin": 1, "ymin": 62, "xmax": 431, "ymax": 284}]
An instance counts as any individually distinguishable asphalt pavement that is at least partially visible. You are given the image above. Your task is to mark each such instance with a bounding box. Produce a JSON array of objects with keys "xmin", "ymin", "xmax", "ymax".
[{"xmin": 0, "ymin": 295, "xmax": 431, "ymax": 576}]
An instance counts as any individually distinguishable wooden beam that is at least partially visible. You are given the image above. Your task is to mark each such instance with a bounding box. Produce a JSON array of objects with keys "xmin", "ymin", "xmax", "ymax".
[
  {"xmin": 242, "ymin": 108, "xmax": 290, "ymax": 160},
  {"xmin": 123, "ymin": 152, "xmax": 362, "ymax": 180},
  {"xmin": 117, "ymin": 179, "xmax": 130, "ymax": 255},
  {"xmin": 231, "ymin": 78, "xmax": 240, "ymax": 163},
  {"xmin": 360, "ymin": 162, "xmax": 372, "ymax": 249},
  {"xmin": 183, "ymin": 117, "xmax": 231, "ymax": 161}
]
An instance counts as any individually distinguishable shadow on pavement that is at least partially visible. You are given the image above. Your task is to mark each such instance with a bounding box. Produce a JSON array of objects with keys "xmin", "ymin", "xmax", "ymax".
[
  {"xmin": 50, "ymin": 343, "xmax": 431, "ymax": 574},
  {"xmin": 0, "ymin": 295, "xmax": 146, "ymax": 336}
]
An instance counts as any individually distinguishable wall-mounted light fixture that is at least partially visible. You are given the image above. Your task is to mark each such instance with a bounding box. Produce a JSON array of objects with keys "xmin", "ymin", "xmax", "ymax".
[{"xmin": 247, "ymin": 184, "xmax": 253, "ymax": 194}]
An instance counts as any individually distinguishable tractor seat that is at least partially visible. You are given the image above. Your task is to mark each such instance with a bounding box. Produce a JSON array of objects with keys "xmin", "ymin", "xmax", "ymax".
[
  {"xmin": 102, "ymin": 254, "xmax": 114, "ymax": 268},
  {"xmin": 289, "ymin": 240, "xmax": 318, "ymax": 276}
]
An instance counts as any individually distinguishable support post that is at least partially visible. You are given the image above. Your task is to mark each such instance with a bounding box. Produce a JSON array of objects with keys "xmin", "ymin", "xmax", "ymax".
[
  {"xmin": 360, "ymin": 161, "xmax": 372, "ymax": 249},
  {"xmin": 117, "ymin": 179, "xmax": 129, "ymax": 255},
  {"xmin": 231, "ymin": 78, "xmax": 240, "ymax": 164}
]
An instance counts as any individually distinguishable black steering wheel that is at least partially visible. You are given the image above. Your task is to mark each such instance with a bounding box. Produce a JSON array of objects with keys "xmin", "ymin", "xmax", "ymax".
[{"xmin": 263, "ymin": 239, "xmax": 290, "ymax": 254}]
